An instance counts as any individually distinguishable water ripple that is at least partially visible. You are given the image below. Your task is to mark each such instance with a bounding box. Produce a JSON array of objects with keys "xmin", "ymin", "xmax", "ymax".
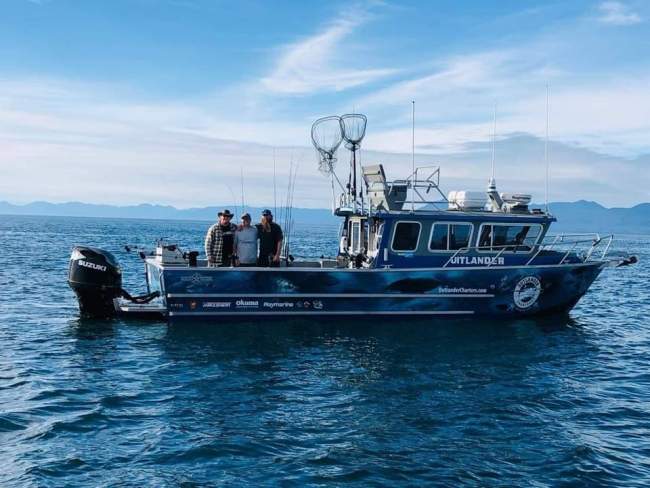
[{"xmin": 1, "ymin": 216, "xmax": 649, "ymax": 486}]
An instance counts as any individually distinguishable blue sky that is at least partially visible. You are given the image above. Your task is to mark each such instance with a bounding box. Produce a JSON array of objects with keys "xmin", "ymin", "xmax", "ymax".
[{"xmin": 1, "ymin": 0, "xmax": 649, "ymax": 207}]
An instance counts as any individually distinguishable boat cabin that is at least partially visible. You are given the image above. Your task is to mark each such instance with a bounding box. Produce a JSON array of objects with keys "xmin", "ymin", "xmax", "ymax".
[
  {"xmin": 340, "ymin": 211, "xmax": 556, "ymax": 269},
  {"xmin": 335, "ymin": 164, "xmax": 563, "ymax": 269}
]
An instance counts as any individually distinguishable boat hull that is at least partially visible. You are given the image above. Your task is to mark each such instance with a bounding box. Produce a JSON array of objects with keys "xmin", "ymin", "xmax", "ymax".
[{"xmin": 152, "ymin": 262, "xmax": 606, "ymax": 321}]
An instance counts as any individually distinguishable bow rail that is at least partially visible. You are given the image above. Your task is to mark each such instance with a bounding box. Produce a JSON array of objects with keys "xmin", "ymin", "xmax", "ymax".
[{"xmin": 442, "ymin": 233, "xmax": 614, "ymax": 268}]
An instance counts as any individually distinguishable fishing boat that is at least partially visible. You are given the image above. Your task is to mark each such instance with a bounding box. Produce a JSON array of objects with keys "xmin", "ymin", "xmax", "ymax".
[{"xmin": 67, "ymin": 114, "xmax": 636, "ymax": 321}]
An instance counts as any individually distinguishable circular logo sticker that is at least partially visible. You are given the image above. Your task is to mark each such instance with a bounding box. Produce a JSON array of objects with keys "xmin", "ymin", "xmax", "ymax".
[{"xmin": 513, "ymin": 276, "xmax": 542, "ymax": 309}]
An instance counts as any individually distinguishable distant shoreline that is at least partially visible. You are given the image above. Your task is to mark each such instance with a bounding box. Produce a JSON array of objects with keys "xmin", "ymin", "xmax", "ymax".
[{"xmin": 1, "ymin": 199, "xmax": 649, "ymax": 233}]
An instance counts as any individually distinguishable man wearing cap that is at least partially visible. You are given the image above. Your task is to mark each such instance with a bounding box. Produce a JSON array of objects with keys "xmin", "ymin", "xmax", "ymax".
[
  {"xmin": 233, "ymin": 213, "xmax": 259, "ymax": 267},
  {"xmin": 256, "ymin": 209, "xmax": 283, "ymax": 267},
  {"xmin": 204, "ymin": 209, "xmax": 237, "ymax": 267}
]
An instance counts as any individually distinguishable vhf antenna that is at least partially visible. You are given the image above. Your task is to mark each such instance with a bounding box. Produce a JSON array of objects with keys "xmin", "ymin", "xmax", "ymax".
[
  {"xmin": 490, "ymin": 101, "xmax": 497, "ymax": 188},
  {"xmin": 411, "ymin": 100, "xmax": 415, "ymax": 213},
  {"xmin": 545, "ymin": 84, "xmax": 550, "ymax": 214}
]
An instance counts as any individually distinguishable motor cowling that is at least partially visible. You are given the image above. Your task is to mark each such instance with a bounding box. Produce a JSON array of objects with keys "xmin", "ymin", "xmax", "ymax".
[{"xmin": 68, "ymin": 246, "xmax": 122, "ymax": 317}]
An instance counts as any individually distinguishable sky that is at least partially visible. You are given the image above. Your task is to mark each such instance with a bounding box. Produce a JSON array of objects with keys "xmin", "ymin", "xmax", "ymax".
[{"xmin": 1, "ymin": 0, "xmax": 649, "ymax": 208}]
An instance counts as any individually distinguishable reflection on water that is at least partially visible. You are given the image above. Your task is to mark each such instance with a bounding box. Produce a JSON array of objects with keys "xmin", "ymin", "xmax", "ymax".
[{"xmin": 1, "ymin": 215, "xmax": 648, "ymax": 486}]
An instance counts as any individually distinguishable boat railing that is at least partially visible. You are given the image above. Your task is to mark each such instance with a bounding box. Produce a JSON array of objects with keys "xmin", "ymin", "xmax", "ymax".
[
  {"xmin": 527, "ymin": 233, "xmax": 613, "ymax": 265},
  {"xmin": 442, "ymin": 233, "xmax": 614, "ymax": 268},
  {"xmin": 340, "ymin": 165, "xmax": 449, "ymax": 215},
  {"xmin": 396, "ymin": 165, "xmax": 449, "ymax": 211}
]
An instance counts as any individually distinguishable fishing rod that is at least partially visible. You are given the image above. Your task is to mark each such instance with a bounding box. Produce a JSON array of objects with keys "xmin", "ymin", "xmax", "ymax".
[
  {"xmin": 285, "ymin": 162, "xmax": 299, "ymax": 259},
  {"xmin": 273, "ymin": 148, "xmax": 277, "ymax": 217},
  {"xmin": 283, "ymin": 162, "xmax": 294, "ymax": 257},
  {"xmin": 240, "ymin": 167, "xmax": 245, "ymax": 214}
]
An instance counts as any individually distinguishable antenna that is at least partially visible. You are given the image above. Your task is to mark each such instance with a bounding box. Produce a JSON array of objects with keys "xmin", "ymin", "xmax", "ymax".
[
  {"xmin": 545, "ymin": 85, "xmax": 550, "ymax": 214},
  {"xmin": 491, "ymin": 101, "xmax": 497, "ymax": 183},
  {"xmin": 485, "ymin": 101, "xmax": 504, "ymax": 212},
  {"xmin": 411, "ymin": 100, "xmax": 415, "ymax": 213},
  {"xmin": 340, "ymin": 113, "xmax": 367, "ymax": 212}
]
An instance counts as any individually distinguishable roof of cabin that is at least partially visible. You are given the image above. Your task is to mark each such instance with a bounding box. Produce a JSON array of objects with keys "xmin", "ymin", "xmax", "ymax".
[{"xmin": 359, "ymin": 208, "xmax": 556, "ymax": 224}]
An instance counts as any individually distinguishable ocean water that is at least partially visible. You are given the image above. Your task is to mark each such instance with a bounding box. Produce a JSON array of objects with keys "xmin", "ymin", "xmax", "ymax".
[{"xmin": 1, "ymin": 214, "xmax": 648, "ymax": 487}]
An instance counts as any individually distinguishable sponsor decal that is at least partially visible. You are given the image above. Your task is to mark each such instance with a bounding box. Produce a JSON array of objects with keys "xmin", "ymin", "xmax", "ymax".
[
  {"xmin": 180, "ymin": 273, "xmax": 213, "ymax": 284},
  {"xmin": 78, "ymin": 260, "xmax": 107, "ymax": 272},
  {"xmin": 190, "ymin": 301, "xmax": 197, "ymax": 310},
  {"xmin": 312, "ymin": 300, "xmax": 324, "ymax": 310},
  {"xmin": 170, "ymin": 303, "xmax": 184, "ymax": 309},
  {"xmin": 513, "ymin": 276, "xmax": 542, "ymax": 309},
  {"xmin": 438, "ymin": 287, "xmax": 488, "ymax": 294},
  {"xmin": 303, "ymin": 301, "xmax": 311, "ymax": 309},
  {"xmin": 448, "ymin": 256, "xmax": 505, "ymax": 266},
  {"xmin": 236, "ymin": 299, "xmax": 259, "ymax": 308},
  {"xmin": 263, "ymin": 302, "xmax": 294, "ymax": 309},
  {"xmin": 203, "ymin": 301, "xmax": 231, "ymax": 309}
]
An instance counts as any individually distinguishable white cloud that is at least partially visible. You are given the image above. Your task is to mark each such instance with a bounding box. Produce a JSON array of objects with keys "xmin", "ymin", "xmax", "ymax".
[
  {"xmin": 597, "ymin": 1, "xmax": 642, "ymax": 25},
  {"xmin": 2, "ymin": 71, "xmax": 650, "ymax": 208},
  {"xmin": 3, "ymin": 1, "xmax": 650, "ymax": 208},
  {"xmin": 260, "ymin": 11, "xmax": 394, "ymax": 95},
  {"xmin": 0, "ymin": 78, "xmax": 322, "ymax": 208},
  {"xmin": 358, "ymin": 50, "xmax": 516, "ymax": 108}
]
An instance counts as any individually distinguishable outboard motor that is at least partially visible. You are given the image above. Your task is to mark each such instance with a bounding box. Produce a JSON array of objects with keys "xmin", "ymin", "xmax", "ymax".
[{"xmin": 68, "ymin": 246, "xmax": 122, "ymax": 318}]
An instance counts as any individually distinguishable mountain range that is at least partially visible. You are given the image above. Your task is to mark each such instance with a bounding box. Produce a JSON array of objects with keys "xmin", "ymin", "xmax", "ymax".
[{"xmin": 1, "ymin": 200, "xmax": 649, "ymax": 234}]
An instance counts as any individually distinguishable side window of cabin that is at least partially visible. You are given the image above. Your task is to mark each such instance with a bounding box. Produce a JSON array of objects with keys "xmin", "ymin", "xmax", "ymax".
[
  {"xmin": 520, "ymin": 225, "xmax": 541, "ymax": 248},
  {"xmin": 392, "ymin": 222, "xmax": 421, "ymax": 252},
  {"xmin": 430, "ymin": 224, "xmax": 449, "ymax": 250},
  {"xmin": 429, "ymin": 223, "xmax": 472, "ymax": 251},
  {"xmin": 449, "ymin": 224, "xmax": 472, "ymax": 250},
  {"xmin": 478, "ymin": 224, "xmax": 541, "ymax": 251}
]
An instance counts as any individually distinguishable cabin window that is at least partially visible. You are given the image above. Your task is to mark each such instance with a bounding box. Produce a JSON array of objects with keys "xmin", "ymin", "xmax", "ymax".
[
  {"xmin": 477, "ymin": 224, "xmax": 542, "ymax": 252},
  {"xmin": 391, "ymin": 222, "xmax": 421, "ymax": 252},
  {"xmin": 429, "ymin": 223, "xmax": 473, "ymax": 251}
]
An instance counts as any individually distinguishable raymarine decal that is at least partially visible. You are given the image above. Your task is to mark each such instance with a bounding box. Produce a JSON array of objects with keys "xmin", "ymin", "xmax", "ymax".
[
  {"xmin": 513, "ymin": 276, "xmax": 542, "ymax": 309},
  {"xmin": 448, "ymin": 256, "xmax": 505, "ymax": 266},
  {"xmin": 263, "ymin": 302, "xmax": 294, "ymax": 309},
  {"xmin": 78, "ymin": 260, "xmax": 107, "ymax": 272}
]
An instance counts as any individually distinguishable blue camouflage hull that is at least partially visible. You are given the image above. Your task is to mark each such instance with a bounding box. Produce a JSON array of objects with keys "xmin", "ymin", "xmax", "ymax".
[{"xmin": 150, "ymin": 262, "xmax": 606, "ymax": 321}]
